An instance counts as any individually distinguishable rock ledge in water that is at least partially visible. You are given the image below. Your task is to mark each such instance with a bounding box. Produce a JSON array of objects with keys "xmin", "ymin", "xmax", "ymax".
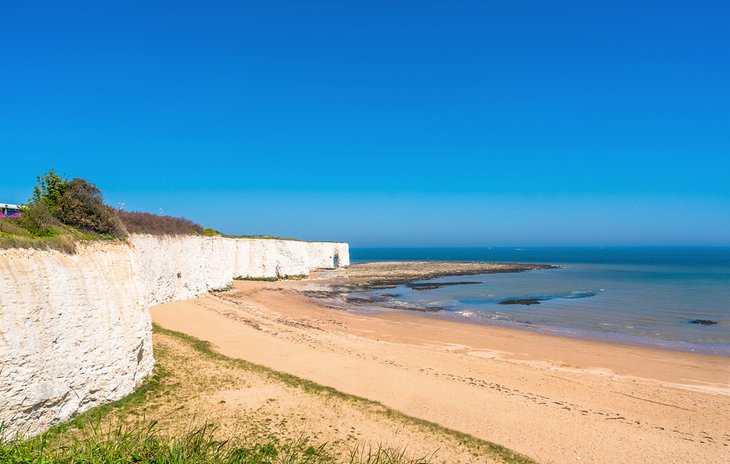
[{"xmin": 499, "ymin": 298, "xmax": 545, "ymax": 305}]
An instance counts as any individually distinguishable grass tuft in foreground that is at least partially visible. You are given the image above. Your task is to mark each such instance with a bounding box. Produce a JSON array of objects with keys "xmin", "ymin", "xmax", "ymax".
[
  {"xmin": 349, "ymin": 444, "xmax": 435, "ymax": 464},
  {"xmin": 0, "ymin": 422, "xmax": 438, "ymax": 464},
  {"xmin": 0, "ymin": 421, "xmax": 330, "ymax": 464}
]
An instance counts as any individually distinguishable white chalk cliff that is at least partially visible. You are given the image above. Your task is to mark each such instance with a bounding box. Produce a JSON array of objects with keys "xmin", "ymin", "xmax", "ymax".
[{"xmin": 0, "ymin": 235, "xmax": 349, "ymax": 437}]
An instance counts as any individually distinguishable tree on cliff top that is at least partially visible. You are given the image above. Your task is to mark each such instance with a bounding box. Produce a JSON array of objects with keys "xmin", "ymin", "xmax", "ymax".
[{"xmin": 30, "ymin": 169, "xmax": 68, "ymax": 215}]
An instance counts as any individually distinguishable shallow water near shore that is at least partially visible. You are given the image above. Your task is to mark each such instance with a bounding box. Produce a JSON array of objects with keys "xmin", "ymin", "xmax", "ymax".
[{"xmin": 349, "ymin": 247, "xmax": 730, "ymax": 355}]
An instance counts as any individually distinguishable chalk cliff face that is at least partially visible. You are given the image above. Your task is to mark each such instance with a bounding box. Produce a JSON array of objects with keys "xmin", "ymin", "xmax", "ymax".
[{"xmin": 0, "ymin": 235, "xmax": 348, "ymax": 437}]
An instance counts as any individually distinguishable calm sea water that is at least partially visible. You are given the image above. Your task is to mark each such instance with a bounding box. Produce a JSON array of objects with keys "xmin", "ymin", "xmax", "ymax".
[{"xmin": 349, "ymin": 247, "xmax": 730, "ymax": 355}]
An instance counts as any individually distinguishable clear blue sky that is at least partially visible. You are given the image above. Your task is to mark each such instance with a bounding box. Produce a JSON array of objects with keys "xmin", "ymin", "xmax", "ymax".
[{"xmin": 2, "ymin": 1, "xmax": 729, "ymax": 246}]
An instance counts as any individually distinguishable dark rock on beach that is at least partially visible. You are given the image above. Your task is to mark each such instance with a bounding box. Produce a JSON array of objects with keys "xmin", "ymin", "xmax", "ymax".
[
  {"xmin": 365, "ymin": 283, "xmax": 399, "ymax": 290},
  {"xmin": 406, "ymin": 281, "xmax": 482, "ymax": 291},
  {"xmin": 498, "ymin": 298, "xmax": 545, "ymax": 305}
]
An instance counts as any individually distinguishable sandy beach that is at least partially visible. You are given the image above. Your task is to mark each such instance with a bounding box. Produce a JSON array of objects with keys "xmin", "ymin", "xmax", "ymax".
[{"xmin": 151, "ymin": 266, "xmax": 730, "ymax": 463}]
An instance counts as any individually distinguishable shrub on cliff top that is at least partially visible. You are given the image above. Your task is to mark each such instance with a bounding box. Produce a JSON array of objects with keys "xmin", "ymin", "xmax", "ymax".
[
  {"xmin": 2, "ymin": 170, "xmax": 212, "ymax": 251},
  {"xmin": 203, "ymin": 227, "xmax": 221, "ymax": 236},
  {"xmin": 16, "ymin": 203, "xmax": 60, "ymax": 237},
  {"xmin": 55, "ymin": 178, "xmax": 127, "ymax": 238},
  {"xmin": 117, "ymin": 210, "xmax": 204, "ymax": 236}
]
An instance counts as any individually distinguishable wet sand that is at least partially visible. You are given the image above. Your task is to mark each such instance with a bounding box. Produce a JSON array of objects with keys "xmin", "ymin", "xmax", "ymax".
[{"xmin": 151, "ymin": 267, "xmax": 730, "ymax": 464}]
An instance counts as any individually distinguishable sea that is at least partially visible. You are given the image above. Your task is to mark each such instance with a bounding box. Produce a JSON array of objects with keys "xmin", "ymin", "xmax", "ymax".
[{"xmin": 348, "ymin": 247, "xmax": 730, "ymax": 356}]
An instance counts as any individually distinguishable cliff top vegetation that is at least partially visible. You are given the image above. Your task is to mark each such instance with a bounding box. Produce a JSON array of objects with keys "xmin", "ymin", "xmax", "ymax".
[
  {"xmin": 0, "ymin": 170, "xmax": 221, "ymax": 253},
  {"xmin": 0, "ymin": 169, "xmax": 321, "ymax": 253}
]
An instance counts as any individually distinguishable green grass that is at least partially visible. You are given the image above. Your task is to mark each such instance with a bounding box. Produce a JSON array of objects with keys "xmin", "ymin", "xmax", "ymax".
[
  {"xmin": 224, "ymin": 234, "xmax": 302, "ymax": 241},
  {"xmin": 0, "ymin": 421, "xmax": 332, "ymax": 464},
  {"xmin": 203, "ymin": 227, "xmax": 222, "ymax": 236},
  {"xmin": 234, "ymin": 275, "xmax": 309, "ymax": 282},
  {"xmin": 0, "ymin": 422, "xmax": 438, "ymax": 464},
  {"xmin": 0, "ymin": 218, "xmax": 120, "ymax": 254},
  {"xmin": 223, "ymin": 234, "xmax": 344, "ymax": 244}
]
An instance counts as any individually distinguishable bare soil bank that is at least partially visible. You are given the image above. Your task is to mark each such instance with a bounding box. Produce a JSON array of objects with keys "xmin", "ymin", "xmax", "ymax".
[{"xmin": 151, "ymin": 263, "xmax": 730, "ymax": 464}]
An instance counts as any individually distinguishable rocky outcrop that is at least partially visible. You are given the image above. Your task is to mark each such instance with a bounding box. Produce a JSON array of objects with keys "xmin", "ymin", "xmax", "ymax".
[{"xmin": 0, "ymin": 235, "xmax": 348, "ymax": 437}]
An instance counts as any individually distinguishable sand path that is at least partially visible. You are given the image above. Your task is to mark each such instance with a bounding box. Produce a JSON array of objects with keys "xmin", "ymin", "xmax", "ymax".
[{"xmin": 151, "ymin": 281, "xmax": 730, "ymax": 464}]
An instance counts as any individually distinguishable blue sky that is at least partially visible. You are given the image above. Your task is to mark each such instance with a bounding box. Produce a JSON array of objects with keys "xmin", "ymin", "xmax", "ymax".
[{"xmin": 1, "ymin": 1, "xmax": 729, "ymax": 246}]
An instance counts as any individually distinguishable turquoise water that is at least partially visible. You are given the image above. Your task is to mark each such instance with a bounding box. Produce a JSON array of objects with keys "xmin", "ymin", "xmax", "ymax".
[{"xmin": 349, "ymin": 247, "xmax": 730, "ymax": 355}]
